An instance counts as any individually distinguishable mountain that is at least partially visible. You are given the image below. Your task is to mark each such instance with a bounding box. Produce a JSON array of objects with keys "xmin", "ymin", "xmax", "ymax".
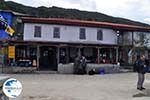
[{"xmin": 0, "ymin": 1, "xmax": 149, "ymax": 27}]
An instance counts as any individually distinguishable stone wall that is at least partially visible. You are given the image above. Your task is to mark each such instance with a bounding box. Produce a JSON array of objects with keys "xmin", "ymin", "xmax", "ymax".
[
  {"xmin": 86, "ymin": 64, "xmax": 120, "ymax": 74},
  {"xmin": 58, "ymin": 63, "xmax": 74, "ymax": 74},
  {"xmin": 58, "ymin": 63, "xmax": 120, "ymax": 74},
  {"xmin": 0, "ymin": 66, "xmax": 37, "ymax": 73}
]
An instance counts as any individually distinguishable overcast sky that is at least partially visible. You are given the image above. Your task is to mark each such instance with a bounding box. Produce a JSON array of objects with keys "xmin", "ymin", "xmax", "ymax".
[{"xmin": 5, "ymin": 0, "xmax": 150, "ymax": 24}]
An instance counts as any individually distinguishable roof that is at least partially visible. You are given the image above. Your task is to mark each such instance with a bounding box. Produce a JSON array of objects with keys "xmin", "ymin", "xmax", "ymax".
[
  {"xmin": 0, "ymin": 10, "xmax": 32, "ymax": 17},
  {"xmin": 21, "ymin": 17, "xmax": 150, "ymax": 32}
]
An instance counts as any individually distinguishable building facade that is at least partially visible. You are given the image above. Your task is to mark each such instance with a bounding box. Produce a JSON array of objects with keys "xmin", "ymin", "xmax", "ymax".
[
  {"xmin": 21, "ymin": 18, "xmax": 118, "ymax": 70},
  {"xmin": 9, "ymin": 17, "xmax": 150, "ymax": 71},
  {"xmin": 1, "ymin": 10, "xmax": 150, "ymax": 71}
]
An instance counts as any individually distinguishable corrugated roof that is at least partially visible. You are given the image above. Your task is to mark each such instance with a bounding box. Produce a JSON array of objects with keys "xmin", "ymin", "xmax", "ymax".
[{"xmin": 21, "ymin": 17, "xmax": 150, "ymax": 32}]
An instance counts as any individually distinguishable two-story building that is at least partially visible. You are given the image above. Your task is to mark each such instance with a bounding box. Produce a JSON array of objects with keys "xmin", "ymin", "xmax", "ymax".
[{"xmin": 8, "ymin": 17, "xmax": 150, "ymax": 71}]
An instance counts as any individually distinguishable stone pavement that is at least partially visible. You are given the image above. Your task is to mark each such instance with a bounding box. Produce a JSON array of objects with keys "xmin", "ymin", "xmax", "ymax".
[{"xmin": 3, "ymin": 73, "xmax": 150, "ymax": 100}]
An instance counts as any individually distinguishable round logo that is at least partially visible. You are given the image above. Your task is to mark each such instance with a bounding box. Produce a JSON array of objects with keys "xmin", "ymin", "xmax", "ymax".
[{"xmin": 2, "ymin": 78, "xmax": 22, "ymax": 98}]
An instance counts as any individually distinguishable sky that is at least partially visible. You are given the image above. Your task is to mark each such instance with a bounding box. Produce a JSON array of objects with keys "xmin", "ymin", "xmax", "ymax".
[{"xmin": 5, "ymin": 0, "xmax": 150, "ymax": 24}]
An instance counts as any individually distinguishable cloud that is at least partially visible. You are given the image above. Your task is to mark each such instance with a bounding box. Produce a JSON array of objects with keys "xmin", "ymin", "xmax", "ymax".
[
  {"xmin": 144, "ymin": 18, "xmax": 150, "ymax": 24},
  {"xmin": 6, "ymin": 0, "xmax": 97, "ymax": 11},
  {"xmin": 5, "ymin": 0, "xmax": 150, "ymax": 24}
]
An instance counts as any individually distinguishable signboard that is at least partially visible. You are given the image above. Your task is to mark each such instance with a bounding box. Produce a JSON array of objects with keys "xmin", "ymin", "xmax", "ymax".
[{"xmin": 8, "ymin": 46, "xmax": 15, "ymax": 58}]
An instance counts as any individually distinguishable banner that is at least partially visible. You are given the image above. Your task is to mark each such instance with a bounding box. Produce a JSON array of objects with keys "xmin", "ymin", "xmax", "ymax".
[
  {"xmin": 0, "ymin": 14, "xmax": 15, "ymax": 36},
  {"xmin": 5, "ymin": 25, "xmax": 15, "ymax": 36},
  {"xmin": 8, "ymin": 46, "xmax": 15, "ymax": 59}
]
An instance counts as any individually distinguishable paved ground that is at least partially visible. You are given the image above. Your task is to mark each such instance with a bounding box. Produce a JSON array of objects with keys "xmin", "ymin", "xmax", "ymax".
[{"xmin": 2, "ymin": 73, "xmax": 150, "ymax": 100}]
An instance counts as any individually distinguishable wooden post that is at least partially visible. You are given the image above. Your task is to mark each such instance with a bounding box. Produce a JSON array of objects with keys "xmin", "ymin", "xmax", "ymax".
[
  {"xmin": 109, "ymin": 48, "xmax": 112, "ymax": 59},
  {"xmin": 27, "ymin": 46, "xmax": 30, "ymax": 58},
  {"xmin": 57, "ymin": 47, "xmax": 60, "ymax": 64},
  {"xmin": 115, "ymin": 47, "xmax": 118, "ymax": 63},
  {"xmin": 78, "ymin": 47, "xmax": 81, "ymax": 57},
  {"xmin": 66, "ymin": 47, "xmax": 69, "ymax": 63},
  {"xmin": 97, "ymin": 47, "xmax": 100, "ymax": 64},
  {"xmin": 132, "ymin": 31, "xmax": 134, "ymax": 46},
  {"xmin": 37, "ymin": 45, "xmax": 40, "ymax": 70}
]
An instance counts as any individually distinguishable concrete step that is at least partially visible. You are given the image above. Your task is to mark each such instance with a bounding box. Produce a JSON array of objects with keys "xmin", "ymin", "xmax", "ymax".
[{"xmin": 35, "ymin": 71, "xmax": 58, "ymax": 74}]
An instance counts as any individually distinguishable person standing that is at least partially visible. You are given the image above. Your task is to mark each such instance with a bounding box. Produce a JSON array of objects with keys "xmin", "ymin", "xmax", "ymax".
[
  {"xmin": 74, "ymin": 56, "xmax": 81, "ymax": 74},
  {"xmin": 80, "ymin": 56, "xmax": 87, "ymax": 74},
  {"xmin": 137, "ymin": 55, "xmax": 147, "ymax": 91}
]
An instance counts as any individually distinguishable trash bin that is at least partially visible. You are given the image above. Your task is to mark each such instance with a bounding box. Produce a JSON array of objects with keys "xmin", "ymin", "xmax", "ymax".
[{"xmin": 99, "ymin": 68, "xmax": 105, "ymax": 75}]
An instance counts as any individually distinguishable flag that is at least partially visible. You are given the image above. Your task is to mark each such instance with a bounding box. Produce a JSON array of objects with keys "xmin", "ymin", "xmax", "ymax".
[
  {"xmin": 5, "ymin": 25, "xmax": 15, "ymax": 36},
  {"xmin": 0, "ymin": 15, "xmax": 5, "ymax": 22},
  {"xmin": 0, "ymin": 14, "xmax": 15, "ymax": 36},
  {"xmin": 0, "ymin": 15, "xmax": 6, "ymax": 30}
]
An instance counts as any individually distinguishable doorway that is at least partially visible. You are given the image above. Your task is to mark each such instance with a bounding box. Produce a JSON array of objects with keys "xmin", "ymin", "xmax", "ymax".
[{"xmin": 39, "ymin": 46, "xmax": 57, "ymax": 71}]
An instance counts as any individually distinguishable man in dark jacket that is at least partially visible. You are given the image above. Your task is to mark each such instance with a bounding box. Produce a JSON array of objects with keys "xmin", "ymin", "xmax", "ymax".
[{"xmin": 137, "ymin": 55, "xmax": 147, "ymax": 91}]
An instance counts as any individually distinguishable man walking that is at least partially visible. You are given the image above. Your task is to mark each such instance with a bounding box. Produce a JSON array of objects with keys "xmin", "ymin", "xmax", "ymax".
[{"xmin": 136, "ymin": 55, "xmax": 147, "ymax": 91}]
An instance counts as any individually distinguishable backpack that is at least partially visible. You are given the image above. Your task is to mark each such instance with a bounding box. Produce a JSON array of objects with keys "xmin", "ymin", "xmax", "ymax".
[
  {"xmin": 88, "ymin": 69, "xmax": 96, "ymax": 75},
  {"xmin": 133, "ymin": 60, "xmax": 139, "ymax": 72}
]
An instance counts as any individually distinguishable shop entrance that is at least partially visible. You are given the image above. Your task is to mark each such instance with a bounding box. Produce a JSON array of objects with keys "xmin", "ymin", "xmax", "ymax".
[{"xmin": 39, "ymin": 46, "xmax": 57, "ymax": 71}]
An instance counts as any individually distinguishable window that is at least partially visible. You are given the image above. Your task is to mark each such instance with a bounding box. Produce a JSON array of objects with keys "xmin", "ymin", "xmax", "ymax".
[
  {"xmin": 79, "ymin": 28, "xmax": 86, "ymax": 39},
  {"xmin": 97, "ymin": 29, "xmax": 103, "ymax": 40},
  {"xmin": 34, "ymin": 26, "xmax": 41, "ymax": 37},
  {"xmin": 53, "ymin": 27, "xmax": 60, "ymax": 38}
]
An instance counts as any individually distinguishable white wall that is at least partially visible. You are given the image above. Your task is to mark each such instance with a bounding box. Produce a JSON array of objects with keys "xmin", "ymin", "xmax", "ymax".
[{"xmin": 23, "ymin": 23, "xmax": 117, "ymax": 45}]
